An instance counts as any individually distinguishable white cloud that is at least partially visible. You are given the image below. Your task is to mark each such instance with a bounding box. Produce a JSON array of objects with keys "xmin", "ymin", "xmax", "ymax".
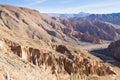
[{"xmin": 28, "ymin": 0, "xmax": 47, "ymax": 6}]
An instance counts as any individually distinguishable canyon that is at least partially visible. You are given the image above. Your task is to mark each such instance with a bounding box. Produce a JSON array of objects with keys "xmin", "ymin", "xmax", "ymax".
[
  {"xmin": 108, "ymin": 40, "xmax": 120, "ymax": 61},
  {"xmin": 0, "ymin": 26, "xmax": 116, "ymax": 80},
  {"xmin": 0, "ymin": 4, "xmax": 120, "ymax": 80},
  {"xmin": 51, "ymin": 16, "xmax": 120, "ymax": 43}
]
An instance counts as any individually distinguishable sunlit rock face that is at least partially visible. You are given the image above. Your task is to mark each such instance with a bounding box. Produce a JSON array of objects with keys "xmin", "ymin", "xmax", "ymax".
[
  {"xmin": 0, "ymin": 41, "xmax": 4, "ymax": 49},
  {"xmin": 2, "ymin": 39, "xmax": 113, "ymax": 76}
]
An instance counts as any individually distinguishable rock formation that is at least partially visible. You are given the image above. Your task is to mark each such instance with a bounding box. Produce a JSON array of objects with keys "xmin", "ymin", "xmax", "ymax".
[
  {"xmin": 0, "ymin": 26, "xmax": 115, "ymax": 77},
  {"xmin": 0, "ymin": 4, "xmax": 117, "ymax": 80},
  {"xmin": 52, "ymin": 15, "xmax": 120, "ymax": 43},
  {"xmin": 108, "ymin": 40, "xmax": 120, "ymax": 60}
]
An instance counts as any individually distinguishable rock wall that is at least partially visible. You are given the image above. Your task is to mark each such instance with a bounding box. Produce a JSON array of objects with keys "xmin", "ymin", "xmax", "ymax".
[
  {"xmin": 108, "ymin": 40, "xmax": 120, "ymax": 60},
  {"xmin": 3, "ymin": 40, "xmax": 115, "ymax": 76}
]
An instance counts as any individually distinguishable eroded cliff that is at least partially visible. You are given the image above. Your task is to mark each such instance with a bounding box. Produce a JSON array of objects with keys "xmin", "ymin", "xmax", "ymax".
[
  {"xmin": 108, "ymin": 40, "xmax": 120, "ymax": 60},
  {"xmin": 0, "ymin": 37, "xmax": 115, "ymax": 77}
]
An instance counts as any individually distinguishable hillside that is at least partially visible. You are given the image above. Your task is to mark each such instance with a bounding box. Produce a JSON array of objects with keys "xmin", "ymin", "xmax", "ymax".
[
  {"xmin": 0, "ymin": 4, "xmax": 118, "ymax": 80},
  {"xmin": 0, "ymin": 21, "xmax": 115, "ymax": 80},
  {"xmin": 1, "ymin": 4, "xmax": 120, "ymax": 44},
  {"xmin": 52, "ymin": 17, "xmax": 120, "ymax": 43},
  {"xmin": 108, "ymin": 40, "xmax": 120, "ymax": 61},
  {"xmin": 0, "ymin": 4, "xmax": 79, "ymax": 45}
]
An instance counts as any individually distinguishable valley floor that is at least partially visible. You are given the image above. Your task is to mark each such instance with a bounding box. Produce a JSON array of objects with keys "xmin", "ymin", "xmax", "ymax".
[
  {"xmin": 77, "ymin": 42, "xmax": 120, "ymax": 80},
  {"xmin": 78, "ymin": 42, "xmax": 110, "ymax": 51}
]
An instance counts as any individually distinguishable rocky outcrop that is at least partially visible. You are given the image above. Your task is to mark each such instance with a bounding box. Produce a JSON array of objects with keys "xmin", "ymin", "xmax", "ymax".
[
  {"xmin": 0, "ymin": 43, "xmax": 57, "ymax": 80},
  {"xmin": 108, "ymin": 40, "xmax": 120, "ymax": 60},
  {"xmin": 1, "ymin": 39, "xmax": 113, "ymax": 76}
]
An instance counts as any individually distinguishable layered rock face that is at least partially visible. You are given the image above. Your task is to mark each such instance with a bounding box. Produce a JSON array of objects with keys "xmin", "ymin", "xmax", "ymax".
[
  {"xmin": 108, "ymin": 40, "xmax": 120, "ymax": 60},
  {"xmin": 52, "ymin": 15, "xmax": 120, "ymax": 43},
  {"xmin": 5, "ymin": 40, "xmax": 114, "ymax": 76},
  {"xmin": 0, "ymin": 26, "xmax": 114, "ymax": 78}
]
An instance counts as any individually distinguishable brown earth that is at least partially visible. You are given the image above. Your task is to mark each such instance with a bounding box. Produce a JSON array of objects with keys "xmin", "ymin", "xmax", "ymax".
[
  {"xmin": 0, "ymin": 21, "xmax": 116, "ymax": 80},
  {"xmin": 0, "ymin": 4, "xmax": 79, "ymax": 45},
  {"xmin": 0, "ymin": 4, "xmax": 118, "ymax": 80}
]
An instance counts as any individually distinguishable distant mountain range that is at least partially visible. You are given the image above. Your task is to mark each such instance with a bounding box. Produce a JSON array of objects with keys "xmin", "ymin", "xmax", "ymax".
[
  {"xmin": 50, "ymin": 13, "xmax": 120, "ymax": 43},
  {"xmin": 45, "ymin": 12, "xmax": 90, "ymax": 18},
  {"xmin": 0, "ymin": 4, "xmax": 120, "ymax": 44},
  {"xmin": 87, "ymin": 13, "xmax": 120, "ymax": 25}
]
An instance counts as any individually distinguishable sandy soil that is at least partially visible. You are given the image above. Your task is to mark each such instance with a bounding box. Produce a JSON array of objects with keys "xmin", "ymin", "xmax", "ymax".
[{"xmin": 78, "ymin": 42, "xmax": 110, "ymax": 51}]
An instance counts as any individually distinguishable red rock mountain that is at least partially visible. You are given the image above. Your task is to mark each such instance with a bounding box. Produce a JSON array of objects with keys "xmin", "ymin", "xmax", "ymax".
[{"xmin": 52, "ymin": 16, "xmax": 120, "ymax": 43}]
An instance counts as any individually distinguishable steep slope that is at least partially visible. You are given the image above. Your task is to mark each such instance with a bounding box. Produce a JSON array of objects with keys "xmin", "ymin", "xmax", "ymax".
[
  {"xmin": 0, "ymin": 46, "xmax": 57, "ymax": 80},
  {"xmin": 0, "ymin": 28, "xmax": 57, "ymax": 80},
  {"xmin": 108, "ymin": 40, "xmax": 120, "ymax": 61},
  {"xmin": 0, "ymin": 23, "xmax": 115, "ymax": 80},
  {"xmin": 53, "ymin": 17, "xmax": 120, "ymax": 43},
  {"xmin": 2, "ymin": 4, "xmax": 120, "ymax": 44},
  {"xmin": 0, "ymin": 4, "xmax": 79, "ymax": 45}
]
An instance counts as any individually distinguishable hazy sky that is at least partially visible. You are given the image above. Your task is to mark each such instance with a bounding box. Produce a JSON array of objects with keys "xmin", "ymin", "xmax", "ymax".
[{"xmin": 0, "ymin": 0, "xmax": 120, "ymax": 14}]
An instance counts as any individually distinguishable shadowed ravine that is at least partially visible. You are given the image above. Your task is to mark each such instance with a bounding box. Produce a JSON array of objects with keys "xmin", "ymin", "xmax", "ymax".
[
  {"xmin": 90, "ymin": 50, "xmax": 119, "ymax": 67},
  {"xmin": 78, "ymin": 43, "xmax": 120, "ymax": 67}
]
